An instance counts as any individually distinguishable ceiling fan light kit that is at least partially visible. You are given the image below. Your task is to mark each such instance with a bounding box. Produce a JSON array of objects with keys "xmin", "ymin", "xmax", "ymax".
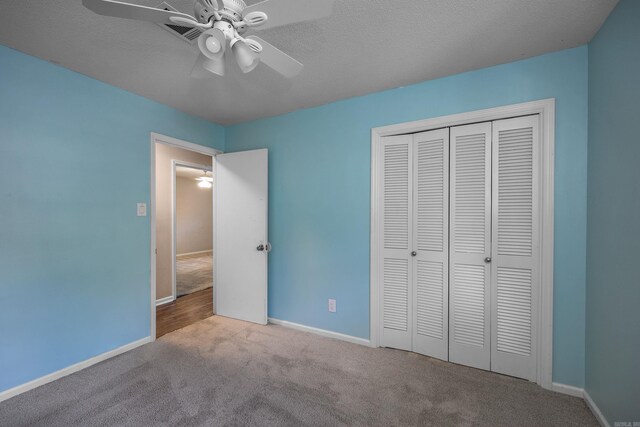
[
  {"xmin": 231, "ymin": 39, "xmax": 260, "ymax": 73},
  {"xmin": 198, "ymin": 55, "xmax": 225, "ymax": 76},
  {"xmin": 198, "ymin": 29, "xmax": 226, "ymax": 59},
  {"xmin": 82, "ymin": 0, "xmax": 337, "ymax": 80}
]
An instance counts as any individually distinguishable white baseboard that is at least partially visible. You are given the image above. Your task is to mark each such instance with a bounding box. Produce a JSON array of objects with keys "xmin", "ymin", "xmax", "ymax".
[
  {"xmin": 268, "ymin": 318, "xmax": 372, "ymax": 347},
  {"xmin": 156, "ymin": 296, "xmax": 175, "ymax": 306},
  {"xmin": 177, "ymin": 249, "xmax": 213, "ymax": 257},
  {"xmin": 550, "ymin": 383, "xmax": 610, "ymax": 427},
  {"xmin": 0, "ymin": 336, "xmax": 152, "ymax": 404},
  {"xmin": 583, "ymin": 389, "xmax": 610, "ymax": 427},
  {"xmin": 551, "ymin": 382, "xmax": 584, "ymax": 398}
]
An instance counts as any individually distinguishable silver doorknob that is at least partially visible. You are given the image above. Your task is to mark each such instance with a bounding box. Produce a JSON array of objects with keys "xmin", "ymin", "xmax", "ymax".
[
  {"xmin": 484, "ymin": 257, "xmax": 492, "ymax": 263},
  {"xmin": 257, "ymin": 244, "xmax": 265, "ymax": 252},
  {"xmin": 411, "ymin": 251, "xmax": 417, "ymax": 257}
]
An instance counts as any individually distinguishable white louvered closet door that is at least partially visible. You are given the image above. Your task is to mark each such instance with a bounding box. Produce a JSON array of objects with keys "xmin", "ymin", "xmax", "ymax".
[
  {"xmin": 411, "ymin": 129, "xmax": 450, "ymax": 361},
  {"xmin": 448, "ymin": 123, "xmax": 492, "ymax": 370},
  {"xmin": 379, "ymin": 135, "xmax": 413, "ymax": 351},
  {"xmin": 490, "ymin": 116, "xmax": 540, "ymax": 381}
]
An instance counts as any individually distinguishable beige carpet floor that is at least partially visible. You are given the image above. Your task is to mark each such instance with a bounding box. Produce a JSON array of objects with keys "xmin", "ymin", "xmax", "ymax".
[
  {"xmin": 0, "ymin": 316, "xmax": 597, "ymax": 426},
  {"xmin": 176, "ymin": 252, "xmax": 213, "ymax": 297}
]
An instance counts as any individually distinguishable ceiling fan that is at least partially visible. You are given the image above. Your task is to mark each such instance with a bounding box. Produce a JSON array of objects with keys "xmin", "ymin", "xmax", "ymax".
[{"xmin": 82, "ymin": 0, "xmax": 336, "ymax": 78}]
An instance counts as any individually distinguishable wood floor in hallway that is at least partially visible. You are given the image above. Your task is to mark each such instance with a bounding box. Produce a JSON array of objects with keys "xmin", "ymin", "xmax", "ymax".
[{"xmin": 156, "ymin": 287, "xmax": 213, "ymax": 338}]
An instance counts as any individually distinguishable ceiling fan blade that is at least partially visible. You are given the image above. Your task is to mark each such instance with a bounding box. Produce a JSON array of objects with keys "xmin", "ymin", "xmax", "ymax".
[
  {"xmin": 242, "ymin": 0, "xmax": 336, "ymax": 31},
  {"xmin": 83, "ymin": 0, "xmax": 197, "ymax": 26},
  {"xmin": 246, "ymin": 36, "xmax": 303, "ymax": 78}
]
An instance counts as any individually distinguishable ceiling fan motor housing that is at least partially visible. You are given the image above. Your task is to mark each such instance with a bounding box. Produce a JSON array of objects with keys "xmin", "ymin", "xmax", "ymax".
[
  {"xmin": 194, "ymin": 0, "xmax": 246, "ymax": 24},
  {"xmin": 194, "ymin": 2, "xmax": 216, "ymax": 23},
  {"xmin": 221, "ymin": 0, "xmax": 246, "ymax": 17}
]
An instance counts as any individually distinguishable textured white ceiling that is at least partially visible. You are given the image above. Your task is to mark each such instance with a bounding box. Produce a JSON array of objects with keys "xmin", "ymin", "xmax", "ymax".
[
  {"xmin": 176, "ymin": 165, "xmax": 211, "ymax": 178},
  {"xmin": 0, "ymin": 0, "xmax": 617, "ymax": 125}
]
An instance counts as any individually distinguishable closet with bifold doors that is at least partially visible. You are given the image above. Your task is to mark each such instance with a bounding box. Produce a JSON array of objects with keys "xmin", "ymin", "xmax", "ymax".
[{"xmin": 377, "ymin": 115, "xmax": 540, "ymax": 382}]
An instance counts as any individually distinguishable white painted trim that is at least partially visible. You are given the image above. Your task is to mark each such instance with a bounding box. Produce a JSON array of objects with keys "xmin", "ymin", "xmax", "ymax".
[
  {"xmin": 549, "ymin": 382, "xmax": 611, "ymax": 427},
  {"xmin": 211, "ymin": 154, "xmax": 218, "ymax": 313},
  {"xmin": 370, "ymin": 128, "xmax": 380, "ymax": 354},
  {"xmin": 171, "ymin": 160, "xmax": 213, "ymax": 301},
  {"xmin": 584, "ymin": 390, "xmax": 610, "ymax": 427},
  {"xmin": 551, "ymin": 382, "xmax": 584, "ymax": 398},
  {"xmin": 177, "ymin": 249, "xmax": 213, "ymax": 257},
  {"xmin": 370, "ymin": 99, "xmax": 555, "ymax": 390},
  {"xmin": 156, "ymin": 296, "xmax": 175, "ymax": 306},
  {"xmin": 268, "ymin": 318, "xmax": 373, "ymax": 347},
  {"xmin": 0, "ymin": 337, "xmax": 152, "ymax": 403},
  {"xmin": 150, "ymin": 138, "xmax": 157, "ymax": 341},
  {"xmin": 151, "ymin": 132, "xmax": 221, "ymax": 157},
  {"xmin": 150, "ymin": 133, "xmax": 222, "ymax": 342},
  {"xmin": 538, "ymin": 101, "xmax": 556, "ymax": 391}
]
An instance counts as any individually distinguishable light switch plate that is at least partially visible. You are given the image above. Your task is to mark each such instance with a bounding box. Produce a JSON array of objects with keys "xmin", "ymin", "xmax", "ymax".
[
  {"xmin": 328, "ymin": 298, "xmax": 337, "ymax": 313},
  {"xmin": 137, "ymin": 203, "xmax": 147, "ymax": 217}
]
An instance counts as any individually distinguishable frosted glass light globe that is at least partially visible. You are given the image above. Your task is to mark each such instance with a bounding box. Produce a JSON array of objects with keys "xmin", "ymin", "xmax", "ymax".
[{"xmin": 206, "ymin": 36, "xmax": 221, "ymax": 54}]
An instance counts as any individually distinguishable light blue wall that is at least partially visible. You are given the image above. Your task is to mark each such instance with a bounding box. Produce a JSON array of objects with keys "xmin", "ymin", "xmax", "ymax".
[
  {"xmin": 0, "ymin": 45, "xmax": 225, "ymax": 393},
  {"xmin": 586, "ymin": 0, "xmax": 640, "ymax": 423},
  {"xmin": 226, "ymin": 47, "xmax": 589, "ymax": 387},
  {"xmin": 1, "ymin": 42, "xmax": 593, "ymax": 393}
]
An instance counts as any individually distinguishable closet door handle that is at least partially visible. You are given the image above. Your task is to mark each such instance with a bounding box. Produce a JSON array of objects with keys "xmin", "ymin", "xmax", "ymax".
[
  {"xmin": 484, "ymin": 257, "xmax": 492, "ymax": 263},
  {"xmin": 411, "ymin": 251, "xmax": 417, "ymax": 257}
]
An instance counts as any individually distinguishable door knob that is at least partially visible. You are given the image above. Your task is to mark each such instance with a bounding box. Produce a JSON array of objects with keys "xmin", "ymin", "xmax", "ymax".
[
  {"xmin": 484, "ymin": 257, "xmax": 492, "ymax": 263},
  {"xmin": 411, "ymin": 251, "xmax": 417, "ymax": 257},
  {"xmin": 257, "ymin": 244, "xmax": 265, "ymax": 252}
]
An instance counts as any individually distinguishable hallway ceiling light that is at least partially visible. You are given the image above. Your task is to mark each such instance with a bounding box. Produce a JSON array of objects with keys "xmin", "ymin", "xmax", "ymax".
[{"xmin": 197, "ymin": 170, "xmax": 213, "ymax": 188}]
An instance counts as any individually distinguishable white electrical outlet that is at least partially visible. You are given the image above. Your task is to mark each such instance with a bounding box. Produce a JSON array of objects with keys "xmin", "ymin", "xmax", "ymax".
[
  {"xmin": 328, "ymin": 298, "xmax": 337, "ymax": 313},
  {"xmin": 137, "ymin": 203, "xmax": 147, "ymax": 217}
]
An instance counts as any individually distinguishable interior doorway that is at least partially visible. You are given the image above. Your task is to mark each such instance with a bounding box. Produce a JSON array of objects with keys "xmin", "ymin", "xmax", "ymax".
[
  {"xmin": 173, "ymin": 163, "xmax": 213, "ymax": 299},
  {"xmin": 150, "ymin": 133, "xmax": 270, "ymax": 341},
  {"xmin": 151, "ymin": 134, "xmax": 219, "ymax": 338}
]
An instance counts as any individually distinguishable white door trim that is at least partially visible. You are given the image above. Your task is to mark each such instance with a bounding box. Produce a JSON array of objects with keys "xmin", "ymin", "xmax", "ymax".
[
  {"xmin": 370, "ymin": 99, "xmax": 555, "ymax": 389},
  {"xmin": 150, "ymin": 133, "xmax": 222, "ymax": 341},
  {"xmin": 171, "ymin": 160, "xmax": 213, "ymax": 302}
]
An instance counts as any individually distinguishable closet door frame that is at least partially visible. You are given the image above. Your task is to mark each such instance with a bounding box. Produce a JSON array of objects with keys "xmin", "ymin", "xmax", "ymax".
[{"xmin": 370, "ymin": 99, "xmax": 555, "ymax": 390}]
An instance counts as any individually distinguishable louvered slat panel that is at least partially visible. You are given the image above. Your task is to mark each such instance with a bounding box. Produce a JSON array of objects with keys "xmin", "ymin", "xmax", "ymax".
[
  {"xmin": 497, "ymin": 127, "xmax": 533, "ymax": 256},
  {"xmin": 411, "ymin": 129, "xmax": 449, "ymax": 361},
  {"xmin": 380, "ymin": 136, "xmax": 412, "ymax": 351},
  {"xmin": 383, "ymin": 258, "xmax": 409, "ymax": 331},
  {"xmin": 416, "ymin": 261, "xmax": 443, "ymax": 339},
  {"xmin": 416, "ymin": 138, "xmax": 445, "ymax": 252},
  {"xmin": 452, "ymin": 264, "xmax": 485, "ymax": 347},
  {"xmin": 496, "ymin": 267, "xmax": 532, "ymax": 356},
  {"xmin": 490, "ymin": 115, "xmax": 539, "ymax": 381},
  {"xmin": 449, "ymin": 123, "xmax": 490, "ymax": 370},
  {"xmin": 454, "ymin": 134, "xmax": 487, "ymax": 253},
  {"xmin": 384, "ymin": 144, "xmax": 409, "ymax": 249}
]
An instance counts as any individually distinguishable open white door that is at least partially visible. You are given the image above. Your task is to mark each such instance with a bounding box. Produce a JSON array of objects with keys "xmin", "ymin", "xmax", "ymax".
[{"xmin": 215, "ymin": 149, "xmax": 268, "ymax": 325}]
